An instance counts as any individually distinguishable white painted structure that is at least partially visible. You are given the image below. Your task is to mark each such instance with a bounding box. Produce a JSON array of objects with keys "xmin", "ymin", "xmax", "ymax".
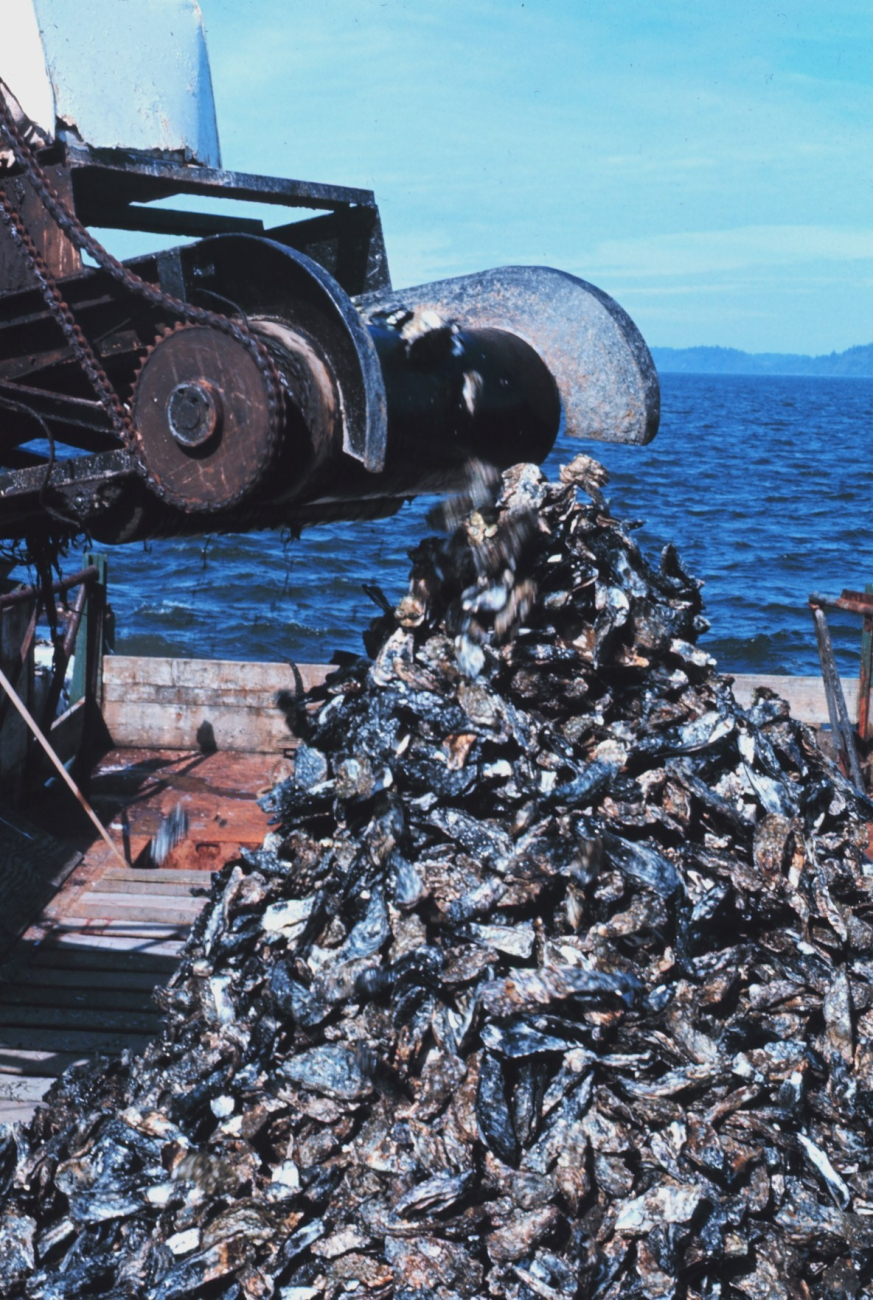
[{"xmin": 3, "ymin": 0, "xmax": 221, "ymax": 166}]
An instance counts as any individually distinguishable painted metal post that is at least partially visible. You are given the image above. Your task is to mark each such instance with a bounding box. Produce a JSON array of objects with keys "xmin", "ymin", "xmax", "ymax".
[
  {"xmin": 70, "ymin": 554, "xmax": 106, "ymax": 707},
  {"xmin": 69, "ymin": 554, "xmax": 107, "ymax": 789}
]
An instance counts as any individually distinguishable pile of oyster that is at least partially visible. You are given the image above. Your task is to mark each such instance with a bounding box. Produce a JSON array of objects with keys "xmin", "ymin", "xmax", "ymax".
[{"xmin": 3, "ymin": 456, "xmax": 873, "ymax": 1300}]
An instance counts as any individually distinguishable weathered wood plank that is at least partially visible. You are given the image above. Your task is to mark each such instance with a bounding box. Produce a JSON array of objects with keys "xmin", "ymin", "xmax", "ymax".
[
  {"xmin": 75, "ymin": 907, "xmax": 201, "ymax": 928},
  {"xmin": 102, "ymin": 656, "xmax": 332, "ymax": 752},
  {"xmin": 0, "ymin": 1103, "xmax": 39, "ymax": 1123},
  {"xmin": 79, "ymin": 896, "xmax": 204, "ymax": 924},
  {"xmin": 98, "ymin": 871, "xmax": 213, "ymax": 893},
  {"xmin": 104, "ymin": 682, "xmax": 302, "ymax": 709},
  {"xmin": 104, "ymin": 657, "xmax": 331, "ymax": 692},
  {"xmin": 22, "ymin": 932, "xmax": 185, "ymax": 959},
  {"xmin": 729, "ymin": 674, "xmax": 859, "ymax": 726},
  {"xmin": 0, "ymin": 1005, "xmax": 161, "ymax": 1033},
  {"xmin": 0, "ymin": 1075, "xmax": 53, "ymax": 1103},
  {"xmin": 103, "ymin": 699, "xmax": 297, "ymax": 753},
  {"xmin": 84, "ymin": 883, "xmax": 206, "ymax": 906},
  {"xmin": 0, "ymin": 1027, "xmax": 152, "ymax": 1053},
  {"xmin": 0, "ymin": 984, "xmax": 160, "ymax": 1012},
  {"xmin": 34, "ymin": 938, "xmax": 185, "ymax": 959},
  {"xmin": 0, "ymin": 1049, "xmax": 89, "ymax": 1077},
  {"xmin": 92, "ymin": 878, "xmax": 209, "ymax": 899},
  {"xmin": 42, "ymin": 918, "xmax": 189, "ymax": 936},
  {"xmin": 0, "ymin": 965, "xmax": 169, "ymax": 992},
  {"xmin": 14, "ymin": 946, "xmax": 179, "ymax": 973}
]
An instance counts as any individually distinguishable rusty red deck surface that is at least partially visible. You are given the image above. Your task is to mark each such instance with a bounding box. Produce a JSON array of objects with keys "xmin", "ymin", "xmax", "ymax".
[{"xmin": 0, "ymin": 747, "xmax": 289, "ymax": 1125}]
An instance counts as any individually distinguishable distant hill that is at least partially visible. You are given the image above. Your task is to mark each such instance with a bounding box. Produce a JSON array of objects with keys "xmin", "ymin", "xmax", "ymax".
[{"xmin": 651, "ymin": 342, "xmax": 873, "ymax": 377}]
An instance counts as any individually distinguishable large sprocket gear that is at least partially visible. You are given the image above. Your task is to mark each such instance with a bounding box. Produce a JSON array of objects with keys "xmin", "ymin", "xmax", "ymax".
[{"xmin": 131, "ymin": 322, "xmax": 284, "ymax": 512}]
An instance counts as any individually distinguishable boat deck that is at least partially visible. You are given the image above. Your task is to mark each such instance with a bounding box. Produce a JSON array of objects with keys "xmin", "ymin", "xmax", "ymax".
[{"xmin": 0, "ymin": 747, "xmax": 287, "ymax": 1124}]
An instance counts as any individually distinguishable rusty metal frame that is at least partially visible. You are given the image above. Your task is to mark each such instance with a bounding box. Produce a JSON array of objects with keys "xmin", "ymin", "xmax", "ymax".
[{"xmin": 809, "ymin": 588, "xmax": 873, "ymax": 791}]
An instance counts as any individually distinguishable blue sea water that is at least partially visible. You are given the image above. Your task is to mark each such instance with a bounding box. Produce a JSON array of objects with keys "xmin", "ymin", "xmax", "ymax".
[{"xmin": 89, "ymin": 373, "xmax": 873, "ymax": 676}]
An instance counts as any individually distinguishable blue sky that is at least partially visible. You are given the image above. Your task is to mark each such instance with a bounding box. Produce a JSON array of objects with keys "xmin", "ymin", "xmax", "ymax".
[{"xmin": 167, "ymin": 2, "xmax": 873, "ymax": 354}]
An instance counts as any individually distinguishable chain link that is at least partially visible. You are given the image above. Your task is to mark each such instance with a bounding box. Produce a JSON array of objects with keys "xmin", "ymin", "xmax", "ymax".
[
  {"xmin": 0, "ymin": 190, "xmax": 134, "ymax": 442},
  {"xmin": 0, "ymin": 93, "xmax": 285, "ymax": 510}
]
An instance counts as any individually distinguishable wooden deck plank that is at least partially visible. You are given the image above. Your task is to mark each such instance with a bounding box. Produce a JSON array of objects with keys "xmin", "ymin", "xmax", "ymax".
[
  {"xmin": 94, "ymin": 875, "xmax": 213, "ymax": 896},
  {"xmin": 0, "ymin": 965, "xmax": 170, "ymax": 992},
  {"xmin": 13, "ymin": 946, "xmax": 180, "ymax": 972},
  {"xmin": 0, "ymin": 1027, "xmax": 153, "ymax": 1054},
  {"xmin": 32, "ymin": 946, "xmax": 185, "ymax": 967},
  {"xmin": 80, "ymin": 889, "xmax": 205, "ymax": 910},
  {"xmin": 77, "ymin": 900, "xmax": 204, "ymax": 925},
  {"xmin": 0, "ymin": 1050, "xmax": 91, "ymax": 1077},
  {"xmin": 0, "ymin": 1103, "xmax": 40, "ymax": 1124},
  {"xmin": 0, "ymin": 985, "xmax": 160, "ymax": 1012},
  {"xmin": 0, "ymin": 1006, "xmax": 161, "ymax": 1033},
  {"xmin": 0, "ymin": 1075, "xmax": 55, "ymax": 1103},
  {"xmin": 730, "ymin": 673, "xmax": 859, "ymax": 726},
  {"xmin": 37, "ymin": 920, "xmax": 188, "ymax": 939}
]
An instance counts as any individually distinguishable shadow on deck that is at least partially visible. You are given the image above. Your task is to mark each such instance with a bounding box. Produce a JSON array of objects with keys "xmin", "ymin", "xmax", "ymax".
[{"xmin": 0, "ymin": 747, "xmax": 285, "ymax": 1124}]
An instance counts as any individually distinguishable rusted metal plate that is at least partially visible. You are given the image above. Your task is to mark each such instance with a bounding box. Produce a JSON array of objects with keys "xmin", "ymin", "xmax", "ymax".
[
  {"xmin": 0, "ymin": 161, "xmax": 81, "ymax": 296},
  {"xmin": 87, "ymin": 746, "xmax": 286, "ymax": 868}
]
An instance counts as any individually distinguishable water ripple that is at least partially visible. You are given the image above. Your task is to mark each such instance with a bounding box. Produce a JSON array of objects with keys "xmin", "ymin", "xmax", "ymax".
[{"xmin": 96, "ymin": 373, "xmax": 873, "ymax": 677}]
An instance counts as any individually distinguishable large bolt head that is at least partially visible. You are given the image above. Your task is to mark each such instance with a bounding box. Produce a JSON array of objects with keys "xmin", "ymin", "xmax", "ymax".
[{"xmin": 167, "ymin": 381, "xmax": 222, "ymax": 449}]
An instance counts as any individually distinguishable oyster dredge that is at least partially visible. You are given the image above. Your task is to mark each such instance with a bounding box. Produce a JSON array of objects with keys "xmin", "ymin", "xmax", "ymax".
[
  {"xmin": 0, "ymin": 0, "xmax": 656, "ymax": 1094},
  {"xmin": 2, "ymin": 4, "xmax": 873, "ymax": 1300},
  {"xmin": 0, "ymin": 0, "xmax": 657, "ymax": 1110}
]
